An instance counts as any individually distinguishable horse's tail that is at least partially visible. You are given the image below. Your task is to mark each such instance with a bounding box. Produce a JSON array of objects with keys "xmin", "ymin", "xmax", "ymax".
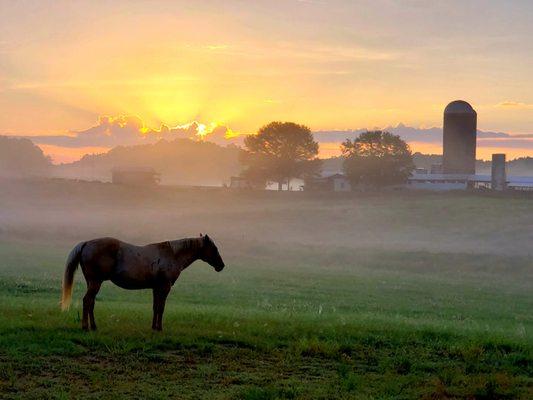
[{"xmin": 61, "ymin": 241, "xmax": 86, "ymax": 311}]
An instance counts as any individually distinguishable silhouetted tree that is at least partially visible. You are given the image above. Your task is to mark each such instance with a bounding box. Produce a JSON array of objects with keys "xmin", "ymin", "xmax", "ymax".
[
  {"xmin": 341, "ymin": 131, "xmax": 414, "ymax": 188},
  {"xmin": 240, "ymin": 122, "xmax": 320, "ymax": 190},
  {"xmin": 0, "ymin": 136, "xmax": 51, "ymax": 177}
]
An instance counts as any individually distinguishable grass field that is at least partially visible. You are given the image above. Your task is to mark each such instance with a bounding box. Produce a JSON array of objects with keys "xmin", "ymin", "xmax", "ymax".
[{"xmin": 0, "ymin": 180, "xmax": 532, "ymax": 399}]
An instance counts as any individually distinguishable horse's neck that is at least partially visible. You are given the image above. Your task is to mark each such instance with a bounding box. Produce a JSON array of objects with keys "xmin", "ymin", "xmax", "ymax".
[
  {"xmin": 168, "ymin": 238, "xmax": 202, "ymax": 270},
  {"xmin": 177, "ymin": 248, "xmax": 200, "ymax": 270}
]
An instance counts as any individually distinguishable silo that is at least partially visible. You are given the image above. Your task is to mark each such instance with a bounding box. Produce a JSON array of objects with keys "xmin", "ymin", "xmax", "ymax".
[
  {"xmin": 491, "ymin": 153, "xmax": 507, "ymax": 191},
  {"xmin": 443, "ymin": 100, "xmax": 477, "ymax": 174}
]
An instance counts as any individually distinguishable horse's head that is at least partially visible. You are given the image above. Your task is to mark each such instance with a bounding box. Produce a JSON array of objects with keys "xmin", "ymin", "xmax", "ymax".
[{"xmin": 199, "ymin": 234, "xmax": 225, "ymax": 272}]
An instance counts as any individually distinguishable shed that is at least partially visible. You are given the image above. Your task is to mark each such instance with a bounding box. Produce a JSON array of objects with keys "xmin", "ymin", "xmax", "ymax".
[
  {"xmin": 111, "ymin": 167, "xmax": 160, "ymax": 185},
  {"xmin": 229, "ymin": 176, "xmax": 252, "ymax": 189},
  {"xmin": 305, "ymin": 173, "xmax": 351, "ymax": 192}
]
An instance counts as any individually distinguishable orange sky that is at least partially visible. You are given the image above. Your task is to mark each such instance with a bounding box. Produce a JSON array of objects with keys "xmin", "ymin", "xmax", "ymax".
[
  {"xmin": 37, "ymin": 144, "xmax": 112, "ymax": 164},
  {"xmin": 1, "ymin": 1, "xmax": 533, "ymax": 163}
]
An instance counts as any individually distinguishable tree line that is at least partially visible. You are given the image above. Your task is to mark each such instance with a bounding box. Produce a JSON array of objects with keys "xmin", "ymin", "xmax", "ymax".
[{"xmin": 240, "ymin": 122, "xmax": 414, "ymax": 190}]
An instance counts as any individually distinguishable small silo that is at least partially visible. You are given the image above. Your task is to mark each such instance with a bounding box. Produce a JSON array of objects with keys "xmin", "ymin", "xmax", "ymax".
[
  {"xmin": 491, "ymin": 154, "xmax": 507, "ymax": 191},
  {"xmin": 442, "ymin": 100, "xmax": 477, "ymax": 175}
]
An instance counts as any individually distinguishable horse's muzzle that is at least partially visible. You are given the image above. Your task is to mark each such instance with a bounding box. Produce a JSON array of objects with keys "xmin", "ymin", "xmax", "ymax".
[{"xmin": 215, "ymin": 263, "xmax": 225, "ymax": 272}]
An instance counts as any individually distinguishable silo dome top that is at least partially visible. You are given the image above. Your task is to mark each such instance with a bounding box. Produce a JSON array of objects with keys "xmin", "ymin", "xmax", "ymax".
[{"xmin": 444, "ymin": 100, "xmax": 476, "ymax": 114}]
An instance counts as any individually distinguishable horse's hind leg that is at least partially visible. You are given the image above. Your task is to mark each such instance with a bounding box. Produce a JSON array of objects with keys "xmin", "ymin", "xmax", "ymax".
[
  {"xmin": 88, "ymin": 281, "xmax": 102, "ymax": 331},
  {"xmin": 83, "ymin": 280, "xmax": 102, "ymax": 331}
]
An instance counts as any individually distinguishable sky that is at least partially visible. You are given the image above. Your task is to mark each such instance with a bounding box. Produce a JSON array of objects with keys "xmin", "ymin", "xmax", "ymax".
[{"xmin": 1, "ymin": 0, "xmax": 533, "ymax": 162}]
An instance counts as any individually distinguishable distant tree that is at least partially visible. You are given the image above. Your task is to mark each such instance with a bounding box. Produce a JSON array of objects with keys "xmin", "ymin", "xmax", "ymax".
[
  {"xmin": 61, "ymin": 138, "xmax": 241, "ymax": 185},
  {"xmin": 240, "ymin": 122, "xmax": 321, "ymax": 190},
  {"xmin": 0, "ymin": 136, "xmax": 51, "ymax": 177},
  {"xmin": 341, "ymin": 131, "xmax": 414, "ymax": 188}
]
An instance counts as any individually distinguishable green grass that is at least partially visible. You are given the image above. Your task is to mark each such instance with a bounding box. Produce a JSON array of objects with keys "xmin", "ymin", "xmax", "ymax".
[
  {"xmin": 0, "ymin": 182, "xmax": 532, "ymax": 398},
  {"xmin": 0, "ymin": 242, "xmax": 531, "ymax": 399}
]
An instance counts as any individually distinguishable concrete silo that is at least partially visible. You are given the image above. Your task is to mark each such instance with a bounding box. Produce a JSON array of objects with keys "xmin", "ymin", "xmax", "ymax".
[
  {"xmin": 443, "ymin": 100, "xmax": 477, "ymax": 175},
  {"xmin": 491, "ymin": 153, "xmax": 507, "ymax": 191}
]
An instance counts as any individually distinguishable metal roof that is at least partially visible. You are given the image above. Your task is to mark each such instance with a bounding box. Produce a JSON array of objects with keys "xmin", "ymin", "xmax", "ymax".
[
  {"xmin": 410, "ymin": 173, "xmax": 533, "ymax": 186},
  {"xmin": 444, "ymin": 100, "xmax": 476, "ymax": 114}
]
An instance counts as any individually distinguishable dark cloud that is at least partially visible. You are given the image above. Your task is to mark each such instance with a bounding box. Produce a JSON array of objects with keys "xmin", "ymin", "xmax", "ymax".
[
  {"xmin": 314, "ymin": 124, "xmax": 525, "ymax": 146},
  {"xmin": 21, "ymin": 116, "xmax": 243, "ymax": 148},
  {"xmin": 15, "ymin": 117, "xmax": 533, "ymax": 152}
]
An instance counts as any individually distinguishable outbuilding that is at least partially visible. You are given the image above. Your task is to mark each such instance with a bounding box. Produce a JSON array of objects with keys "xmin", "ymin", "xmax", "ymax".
[
  {"xmin": 305, "ymin": 173, "xmax": 351, "ymax": 192},
  {"xmin": 111, "ymin": 167, "xmax": 160, "ymax": 185}
]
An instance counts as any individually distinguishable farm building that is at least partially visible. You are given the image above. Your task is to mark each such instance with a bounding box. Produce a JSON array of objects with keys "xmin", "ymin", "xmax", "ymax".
[
  {"xmin": 111, "ymin": 167, "xmax": 160, "ymax": 185},
  {"xmin": 305, "ymin": 173, "xmax": 351, "ymax": 192},
  {"xmin": 407, "ymin": 101, "xmax": 533, "ymax": 191},
  {"xmin": 507, "ymin": 177, "xmax": 533, "ymax": 191},
  {"xmin": 407, "ymin": 173, "xmax": 472, "ymax": 191},
  {"xmin": 407, "ymin": 172, "xmax": 533, "ymax": 191},
  {"xmin": 228, "ymin": 176, "xmax": 252, "ymax": 189},
  {"xmin": 442, "ymin": 100, "xmax": 477, "ymax": 175}
]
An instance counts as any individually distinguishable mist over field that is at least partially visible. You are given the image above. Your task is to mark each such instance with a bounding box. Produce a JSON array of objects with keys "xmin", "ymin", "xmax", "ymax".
[
  {"xmin": 1, "ymin": 179, "xmax": 532, "ymax": 257},
  {"xmin": 0, "ymin": 178, "xmax": 532, "ymax": 397}
]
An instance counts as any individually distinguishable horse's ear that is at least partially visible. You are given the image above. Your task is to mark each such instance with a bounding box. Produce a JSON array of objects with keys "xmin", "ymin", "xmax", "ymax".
[
  {"xmin": 204, "ymin": 234, "xmax": 210, "ymax": 242},
  {"xmin": 199, "ymin": 233, "xmax": 203, "ymax": 237}
]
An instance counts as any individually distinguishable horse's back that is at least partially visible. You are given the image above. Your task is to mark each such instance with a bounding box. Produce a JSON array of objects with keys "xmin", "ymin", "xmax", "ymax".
[
  {"xmin": 79, "ymin": 238, "xmax": 174, "ymax": 287},
  {"xmin": 80, "ymin": 237, "xmax": 124, "ymax": 280},
  {"xmin": 82, "ymin": 237, "xmax": 123, "ymax": 256}
]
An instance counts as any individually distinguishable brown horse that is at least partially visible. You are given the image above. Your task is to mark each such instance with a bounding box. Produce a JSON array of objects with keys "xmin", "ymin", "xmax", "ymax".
[{"xmin": 60, "ymin": 234, "xmax": 225, "ymax": 331}]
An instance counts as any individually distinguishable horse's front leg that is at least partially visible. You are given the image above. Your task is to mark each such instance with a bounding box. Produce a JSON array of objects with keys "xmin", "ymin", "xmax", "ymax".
[
  {"xmin": 152, "ymin": 288, "xmax": 159, "ymax": 330},
  {"xmin": 152, "ymin": 283, "xmax": 171, "ymax": 331}
]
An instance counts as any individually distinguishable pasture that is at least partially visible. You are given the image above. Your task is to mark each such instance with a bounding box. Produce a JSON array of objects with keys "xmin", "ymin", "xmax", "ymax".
[{"xmin": 0, "ymin": 179, "xmax": 532, "ymax": 399}]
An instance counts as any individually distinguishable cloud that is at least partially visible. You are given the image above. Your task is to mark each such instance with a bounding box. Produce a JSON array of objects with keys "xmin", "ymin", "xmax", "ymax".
[
  {"xmin": 475, "ymin": 138, "xmax": 533, "ymax": 149},
  {"xmin": 314, "ymin": 124, "xmax": 533, "ymax": 151},
  {"xmin": 313, "ymin": 125, "xmax": 506, "ymax": 145},
  {"xmin": 497, "ymin": 101, "xmax": 533, "ymax": 110},
  {"xmin": 22, "ymin": 116, "xmax": 244, "ymax": 148},
  {"xmin": 26, "ymin": 118, "xmax": 531, "ymax": 150},
  {"xmin": 203, "ymin": 44, "xmax": 229, "ymax": 51}
]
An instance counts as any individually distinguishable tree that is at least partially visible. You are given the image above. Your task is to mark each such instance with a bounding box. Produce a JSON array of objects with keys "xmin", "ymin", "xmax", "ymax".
[
  {"xmin": 240, "ymin": 122, "xmax": 321, "ymax": 190},
  {"xmin": 341, "ymin": 130, "xmax": 414, "ymax": 188},
  {"xmin": 0, "ymin": 136, "xmax": 51, "ymax": 177}
]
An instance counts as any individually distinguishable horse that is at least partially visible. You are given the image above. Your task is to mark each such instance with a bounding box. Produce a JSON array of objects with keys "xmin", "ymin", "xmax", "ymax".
[{"xmin": 60, "ymin": 234, "xmax": 225, "ymax": 331}]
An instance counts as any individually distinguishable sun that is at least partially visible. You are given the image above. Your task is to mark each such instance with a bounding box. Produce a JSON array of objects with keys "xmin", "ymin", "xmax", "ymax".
[{"xmin": 196, "ymin": 123, "xmax": 207, "ymax": 138}]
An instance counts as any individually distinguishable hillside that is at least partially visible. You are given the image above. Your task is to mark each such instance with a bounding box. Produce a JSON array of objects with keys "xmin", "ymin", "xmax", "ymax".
[
  {"xmin": 53, "ymin": 139, "xmax": 241, "ymax": 186},
  {"xmin": 49, "ymin": 138, "xmax": 533, "ymax": 186}
]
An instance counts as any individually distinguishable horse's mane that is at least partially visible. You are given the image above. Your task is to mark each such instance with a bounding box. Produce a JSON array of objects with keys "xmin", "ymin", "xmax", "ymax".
[{"xmin": 168, "ymin": 237, "xmax": 203, "ymax": 254}]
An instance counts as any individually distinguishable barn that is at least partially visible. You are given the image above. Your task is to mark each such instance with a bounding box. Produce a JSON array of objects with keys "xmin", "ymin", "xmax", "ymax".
[
  {"xmin": 111, "ymin": 167, "xmax": 160, "ymax": 185},
  {"xmin": 305, "ymin": 173, "xmax": 351, "ymax": 192}
]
